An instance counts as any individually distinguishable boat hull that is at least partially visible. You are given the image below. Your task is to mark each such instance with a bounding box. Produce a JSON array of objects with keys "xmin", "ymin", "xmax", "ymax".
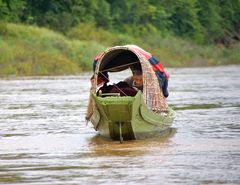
[{"xmin": 90, "ymin": 92, "xmax": 176, "ymax": 140}]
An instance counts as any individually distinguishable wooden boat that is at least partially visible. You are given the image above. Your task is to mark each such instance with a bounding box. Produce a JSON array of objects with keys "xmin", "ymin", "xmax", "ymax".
[{"xmin": 86, "ymin": 45, "xmax": 176, "ymax": 141}]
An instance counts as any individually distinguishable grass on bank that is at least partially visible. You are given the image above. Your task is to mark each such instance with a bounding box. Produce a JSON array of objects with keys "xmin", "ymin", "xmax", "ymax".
[
  {"xmin": 0, "ymin": 22, "xmax": 106, "ymax": 76},
  {"xmin": 0, "ymin": 22, "xmax": 239, "ymax": 76}
]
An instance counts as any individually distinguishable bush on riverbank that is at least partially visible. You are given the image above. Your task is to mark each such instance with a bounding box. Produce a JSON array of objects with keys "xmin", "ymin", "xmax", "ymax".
[
  {"xmin": 0, "ymin": 23, "xmax": 106, "ymax": 76},
  {"xmin": 0, "ymin": 22, "xmax": 239, "ymax": 76},
  {"xmin": 67, "ymin": 23, "xmax": 240, "ymax": 67}
]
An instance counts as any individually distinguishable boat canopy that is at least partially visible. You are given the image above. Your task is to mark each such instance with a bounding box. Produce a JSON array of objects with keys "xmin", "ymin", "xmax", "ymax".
[{"xmin": 92, "ymin": 45, "xmax": 169, "ymax": 112}]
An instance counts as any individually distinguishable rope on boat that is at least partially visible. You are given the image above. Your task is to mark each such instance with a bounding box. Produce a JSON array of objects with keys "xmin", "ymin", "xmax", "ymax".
[
  {"xmin": 98, "ymin": 71, "xmax": 128, "ymax": 96},
  {"xmin": 96, "ymin": 61, "xmax": 142, "ymax": 97},
  {"xmin": 99, "ymin": 61, "xmax": 140, "ymax": 73}
]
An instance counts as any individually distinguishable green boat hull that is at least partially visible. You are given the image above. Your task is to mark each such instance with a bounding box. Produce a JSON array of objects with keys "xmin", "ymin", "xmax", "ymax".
[{"xmin": 90, "ymin": 91, "xmax": 176, "ymax": 140}]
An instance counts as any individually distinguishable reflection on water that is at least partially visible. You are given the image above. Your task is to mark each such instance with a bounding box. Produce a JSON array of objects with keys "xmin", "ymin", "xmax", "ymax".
[
  {"xmin": 0, "ymin": 66, "xmax": 240, "ymax": 184},
  {"xmin": 88, "ymin": 128, "xmax": 176, "ymax": 157}
]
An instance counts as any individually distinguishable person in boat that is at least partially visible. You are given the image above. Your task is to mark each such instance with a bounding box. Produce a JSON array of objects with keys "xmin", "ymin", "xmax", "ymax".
[
  {"xmin": 124, "ymin": 69, "xmax": 143, "ymax": 91},
  {"xmin": 123, "ymin": 68, "xmax": 169, "ymax": 98},
  {"xmin": 90, "ymin": 72, "xmax": 109, "ymax": 90}
]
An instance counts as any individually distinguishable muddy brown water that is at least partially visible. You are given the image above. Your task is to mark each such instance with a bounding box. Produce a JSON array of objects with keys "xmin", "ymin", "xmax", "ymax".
[{"xmin": 0, "ymin": 66, "xmax": 239, "ymax": 184}]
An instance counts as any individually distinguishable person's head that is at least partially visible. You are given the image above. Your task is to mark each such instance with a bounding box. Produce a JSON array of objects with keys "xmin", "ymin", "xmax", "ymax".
[
  {"xmin": 90, "ymin": 72, "xmax": 109, "ymax": 86},
  {"xmin": 97, "ymin": 72, "xmax": 109, "ymax": 85},
  {"xmin": 132, "ymin": 69, "xmax": 143, "ymax": 86}
]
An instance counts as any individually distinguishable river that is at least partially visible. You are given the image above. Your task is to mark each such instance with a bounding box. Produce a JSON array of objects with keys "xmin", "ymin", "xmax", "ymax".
[{"xmin": 0, "ymin": 66, "xmax": 239, "ymax": 185}]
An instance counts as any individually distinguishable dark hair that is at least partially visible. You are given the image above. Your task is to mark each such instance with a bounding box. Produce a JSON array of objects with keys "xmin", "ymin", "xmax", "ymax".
[
  {"xmin": 132, "ymin": 69, "xmax": 142, "ymax": 75},
  {"xmin": 98, "ymin": 72, "xmax": 109, "ymax": 82}
]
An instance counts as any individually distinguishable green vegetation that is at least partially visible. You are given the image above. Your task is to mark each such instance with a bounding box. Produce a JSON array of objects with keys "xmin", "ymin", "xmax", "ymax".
[
  {"xmin": 0, "ymin": 23, "xmax": 106, "ymax": 76},
  {"xmin": 1, "ymin": 0, "xmax": 239, "ymax": 45},
  {"xmin": 0, "ymin": 0, "xmax": 239, "ymax": 76}
]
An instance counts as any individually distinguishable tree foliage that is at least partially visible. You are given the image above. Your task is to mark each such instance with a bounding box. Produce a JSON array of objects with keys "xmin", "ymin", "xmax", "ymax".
[{"xmin": 0, "ymin": 0, "xmax": 239, "ymax": 45}]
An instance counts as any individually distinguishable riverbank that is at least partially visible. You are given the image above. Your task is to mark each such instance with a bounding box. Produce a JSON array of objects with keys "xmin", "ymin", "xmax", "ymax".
[{"xmin": 0, "ymin": 23, "xmax": 239, "ymax": 76}]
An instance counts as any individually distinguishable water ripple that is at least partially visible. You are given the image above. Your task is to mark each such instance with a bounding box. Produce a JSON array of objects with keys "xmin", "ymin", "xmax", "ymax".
[{"xmin": 0, "ymin": 67, "xmax": 240, "ymax": 184}]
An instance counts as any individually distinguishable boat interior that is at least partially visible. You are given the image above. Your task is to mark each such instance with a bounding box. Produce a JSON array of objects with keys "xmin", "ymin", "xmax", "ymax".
[{"xmin": 96, "ymin": 49, "xmax": 143, "ymax": 97}]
